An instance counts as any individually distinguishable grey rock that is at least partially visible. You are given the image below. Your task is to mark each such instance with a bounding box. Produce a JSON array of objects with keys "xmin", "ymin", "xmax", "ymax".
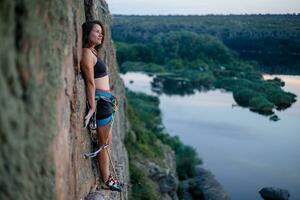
[
  {"xmin": 85, "ymin": 192, "xmax": 105, "ymax": 200},
  {"xmin": 259, "ymin": 187, "xmax": 290, "ymax": 200},
  {"xmin": 160, "ymin": 174, "xmax": 178, "ymax": 193},
  {"xmin": 149, "ymin": 162, "xmax": 167, "ymax": 180},
  {"xmin": 148, "ymin": 162, "xmax": 178, "ymax": 194},
  {"xmin": 182, "ymin": 166, "xmax": 230, "ymax": 200},
  {"xmin": 196, "ymin": 166, "xmax": 230, "ymax": 200}
]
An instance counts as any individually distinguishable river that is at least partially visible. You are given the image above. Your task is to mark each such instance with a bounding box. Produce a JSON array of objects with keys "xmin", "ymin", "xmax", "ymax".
[{"xmin": 121, "ymin": 72, "xmax": 300, "ymax": 200}]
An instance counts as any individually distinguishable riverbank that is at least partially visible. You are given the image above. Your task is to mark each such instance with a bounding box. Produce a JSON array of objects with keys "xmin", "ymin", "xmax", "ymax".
[{"xmin": 125, "ymin": 89, "xmax": 230, "ymax": 199}]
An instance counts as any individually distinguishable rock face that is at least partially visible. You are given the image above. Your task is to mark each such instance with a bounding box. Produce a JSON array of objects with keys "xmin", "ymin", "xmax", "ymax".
[
  {"xmin": 0, "ymin": 0, "xmax": 128, "ymax": 200},
  {"xmin": 259, "ymin": 187, "xmax": 290, "ymax": 200},
  {"xmin": 147, "ymin": 145, "xmax": 179, "ymax": 200},
  {"xmin": 149, "ymin": 162, "xmax": 177, "ymax": 193}
]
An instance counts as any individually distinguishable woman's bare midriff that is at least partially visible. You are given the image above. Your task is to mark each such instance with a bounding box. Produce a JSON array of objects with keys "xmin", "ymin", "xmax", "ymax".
[{"xmin": 95, "ymin": 75, "xmax": 110, "ymax": 90}]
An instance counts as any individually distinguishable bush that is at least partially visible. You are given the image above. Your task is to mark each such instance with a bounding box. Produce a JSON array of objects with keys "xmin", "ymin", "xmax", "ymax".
[
  {"xmin": 214, "ymin": 77, "xmax": 238, "ymax": 90},
  {"xmin": 156, "ymin": 134, "xmax": 202, "ymax": 180},
  {"xmin": 249, "ymin": 96, "xmax": 274, "ymax": 115},
  {"xmin": 185, "ymin": 71, "xmax": 216, "ymax": 87},
  {"xmin": 266, "ymin": 78, "xmax": 284, "ymax": 87},
  {"xmin": 177, "ymin": 182, "xmax": 184, "ymax": 199},
  {"xmin": 130, "ymin": 163, "xmax": 159, "ymax": 200},
  {"xmin": 176, "ymin": 145, "xmax": 202, "ymax": 180},
  {"xmin": 188, "ymin": 179, "xmax": 204, "ymax": 200},
  {"xmin": 233, "ymin": 88, "xmax": 257, "ymax": 106},
  {"xmin": 266, "ymin": 91, "xmax": 296, "ymax": 109},
  {"xmin": 120, "ymin": 61, "xmax": 165, "ymax": 73}
]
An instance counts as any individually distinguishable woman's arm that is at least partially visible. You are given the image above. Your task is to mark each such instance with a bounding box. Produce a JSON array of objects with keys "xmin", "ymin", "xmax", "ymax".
[{"xmin": 81, "ymin": 48, "xmax": 96, "ymax": 111}]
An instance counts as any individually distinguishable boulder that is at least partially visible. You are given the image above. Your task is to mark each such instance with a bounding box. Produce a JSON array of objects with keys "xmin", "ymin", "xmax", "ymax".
[{"xmin": 259, "ymin": 187, "xmax": 290, "ymax": 200}]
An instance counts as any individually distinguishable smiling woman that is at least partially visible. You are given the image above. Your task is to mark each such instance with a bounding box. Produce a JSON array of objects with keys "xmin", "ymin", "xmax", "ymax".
[{"xmin": 80, "ymin": 20, "xmax": 122, "ymax": 192}]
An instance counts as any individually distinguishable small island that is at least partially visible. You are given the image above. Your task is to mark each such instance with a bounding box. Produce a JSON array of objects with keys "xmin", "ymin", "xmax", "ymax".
[{"xmin": 115, "ymin": 30, "xmax": 297, "ymax": 120}]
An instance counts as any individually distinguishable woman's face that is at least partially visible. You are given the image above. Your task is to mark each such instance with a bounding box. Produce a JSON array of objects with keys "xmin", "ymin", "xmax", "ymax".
[{"xmin": 89, "ymin": 24, "xmax": 103, "ymax": 46}]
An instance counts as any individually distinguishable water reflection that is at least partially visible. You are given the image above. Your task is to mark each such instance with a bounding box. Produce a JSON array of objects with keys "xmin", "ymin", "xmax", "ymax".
[
  {"xmin": 149, "ymin": 73, "xmax": 297, "ymax": 121},
  {"xmin": 121, "ymin": 72, "xmax": 156, "ymax": 96}
]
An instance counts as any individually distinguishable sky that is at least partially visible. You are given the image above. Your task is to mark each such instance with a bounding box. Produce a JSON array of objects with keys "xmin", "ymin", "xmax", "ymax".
[{"xmin": 106, "ymin": 0, "xmax": 300, "ymax": 15}]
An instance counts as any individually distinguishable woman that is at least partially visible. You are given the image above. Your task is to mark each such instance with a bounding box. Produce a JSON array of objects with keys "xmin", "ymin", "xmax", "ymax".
[{"xmin": 80, "ymin": 20, "xmax": 121, "ymax": 192}]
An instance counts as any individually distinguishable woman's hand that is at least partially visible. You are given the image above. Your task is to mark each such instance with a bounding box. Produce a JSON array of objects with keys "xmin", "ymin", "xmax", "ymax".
[{"xmin": 84, "ymin": 107, "xmax": 95, "ymax": 128}]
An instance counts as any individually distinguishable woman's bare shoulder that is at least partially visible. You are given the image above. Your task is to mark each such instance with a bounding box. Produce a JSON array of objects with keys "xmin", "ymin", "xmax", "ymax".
[
  {"xmin": 81, "ymin": 48, "xmax": 95, "ymax": 68},
  {"xmin": 82, "ymin": 48, "xmax": 93, "ymax": 58}
]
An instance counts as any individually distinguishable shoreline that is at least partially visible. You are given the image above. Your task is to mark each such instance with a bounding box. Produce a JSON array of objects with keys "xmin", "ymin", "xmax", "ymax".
[{"xmin": 125, "ymin": 89, "xmax": 230, "ymax": 199}]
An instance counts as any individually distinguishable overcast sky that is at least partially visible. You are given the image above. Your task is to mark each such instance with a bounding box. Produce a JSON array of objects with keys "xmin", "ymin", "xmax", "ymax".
[{"xmin": 106, "ymin": 0, "xmax": 300, "ymax": 15}]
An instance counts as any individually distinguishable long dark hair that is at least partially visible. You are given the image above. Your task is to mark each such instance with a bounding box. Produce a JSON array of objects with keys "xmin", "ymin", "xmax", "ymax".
[{"xmin": 82, "ymin": 20, "xmax": 105, "ymax": 52}]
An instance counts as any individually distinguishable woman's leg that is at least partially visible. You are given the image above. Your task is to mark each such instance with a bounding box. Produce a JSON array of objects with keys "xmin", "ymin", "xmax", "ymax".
[
  {"xmin": 108, "ymin": 124, "xmax": 113, "ymax": 145},
  {"xmin": 97, "ymin": 123, "xmax": 113, "ymax": 183}
]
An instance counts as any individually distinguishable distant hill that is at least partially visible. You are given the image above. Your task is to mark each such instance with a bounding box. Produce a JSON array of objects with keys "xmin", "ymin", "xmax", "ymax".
[
  {"xmin": 111, "ymin": 14, "xmax": 300, "ymax": 69},
  {"xmin": 112, "ymin": 14, "xmax": 300, "ymax": 52}
]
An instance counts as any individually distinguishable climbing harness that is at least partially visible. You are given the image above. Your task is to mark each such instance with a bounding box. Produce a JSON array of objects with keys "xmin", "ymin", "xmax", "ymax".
[
  {"xmin": 84, "ymin": 93, "xmax": 118, "ymax": 146},
  {"xmin": 84, "ymin": 92, "xmax": 118, "ymax": 157},
  {"xmin": 84, "ymin": 91, "xmax": 123, "ymax": 195}
]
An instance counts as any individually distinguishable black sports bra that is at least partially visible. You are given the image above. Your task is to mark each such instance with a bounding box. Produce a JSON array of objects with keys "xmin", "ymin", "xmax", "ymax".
[
  {"xmin": 94, "ymin": 58, "xmax": 108, "ymax": 78},
  {"xmin": 90, "ymin": 49, "xmax": 108, "ymax": 78}
]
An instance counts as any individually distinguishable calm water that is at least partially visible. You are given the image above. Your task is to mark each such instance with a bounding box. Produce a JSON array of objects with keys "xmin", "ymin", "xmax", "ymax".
[{"xmin": 121, "ymin": 72, "xmax": 300, "ymax": 200}]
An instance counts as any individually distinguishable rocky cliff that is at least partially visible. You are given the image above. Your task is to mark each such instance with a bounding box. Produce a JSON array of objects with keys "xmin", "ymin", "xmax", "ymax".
[{"xmin": 0, "ymin": 0, "xmax": 129, "ymax": 199}]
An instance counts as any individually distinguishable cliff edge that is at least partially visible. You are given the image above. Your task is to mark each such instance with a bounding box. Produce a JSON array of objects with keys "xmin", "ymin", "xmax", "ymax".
[{"xmin": 0, "ymin": 0, "xmax": 129, "ymax": 199}]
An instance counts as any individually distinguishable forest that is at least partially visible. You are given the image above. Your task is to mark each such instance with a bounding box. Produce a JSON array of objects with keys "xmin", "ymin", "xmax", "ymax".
[{"xmin": 112, "ymin": 14, "xmax": 300, "ymax": 70}]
